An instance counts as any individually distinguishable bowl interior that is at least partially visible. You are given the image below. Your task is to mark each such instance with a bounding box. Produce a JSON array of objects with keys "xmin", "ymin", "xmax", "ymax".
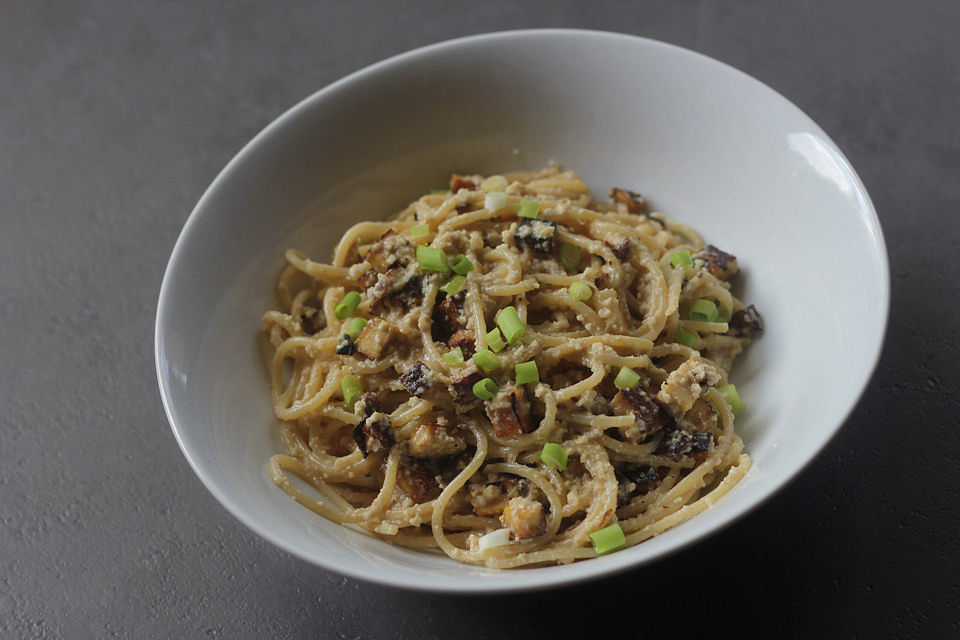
[{"xmin": 156, "ymin": 30, "xmax": 887, "ymax": 592}]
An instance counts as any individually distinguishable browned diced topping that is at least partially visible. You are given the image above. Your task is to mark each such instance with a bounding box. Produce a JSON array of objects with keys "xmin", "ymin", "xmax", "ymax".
[
  {"xmin": 353, "ymin": 391, "xmax": 381, "ymax": 418},
  {"xmin": 450, "ymin": 174, "xmax": 478, "ymax": 192},
  {"xmin": 354, "ymin": 317, "xmax": 395, "ymax": 359},
  {"xmin": 357, "ymin": 268, "xmax": 379, "ymax": 289},
  {"xmin": 407, "ymin": 422, "xmax": 466, "ymax": 458},
  {"xmin": 335, "ymin": 334, "xmax": 355, "ymax": 355},
  {"xmin": 352, "ymin": 411, "xmax": 393, "ymax": 457},
  {"xmin": 693, "ymin": 245, "xmax": 739, "ymax": 281},
  {"xmin": 394, "ymin": 459, "xmax": 442, "ymax": 503},
  {"xmin": 469, "ymin": 477, "xmax": 527, "ymax": 517},
  {"xmin": 300, "ymin": 307, "xmax": 325, "ymax": 335},
  {"xmin": 432, "ymin": 291, "xmax": 466, "ymax": 341},
  {"xmin": 450, "ymin": 365, "xmax": 482, "ymax": 409},
  {"xmin": 501, "ymin": 496, "xmax": 547, "ymax": 539},
  {"xmin": 615, "ymin": 464, "xmax": 659, "ymax": 503},
  {"xmin": 610, "ymin": 387, "xmax": 669, "ymax": 442},
  {"xmin": 484, "ymin": 384, "xmax": 532, "ymax": 438},
  {"xmin": 399, "ymin": 361, "xmax": 433, "ymax": 397},
  {"xmin": 514, "ymin": 218, "xmax": 557, "ymax": 253},
  {"xmin": 371, "ymin": 267, "xmax": 423, "ymax": 311},
  {"xmin": 657, "ymin": 356, "xmax": 722, "ymax": 418},
  {"xmin": 683, "ymin": 398, "xmax": 718, "ymax": 432},
  {"xmin": 659, "ymin": 429, "xmax": 712, "ymax": 461},
  {"xmin": 455, "ymin": 203, "xmax": 473, "ymax": 214},
  {"xmin": 365, "ymin": 230, "xmax": 416, "ymax": 273},
  {"xmin": 609, "ymin": 187, "xmax": 649, "ymax": 213},
  {"xmin": 729, "ymin": 304, "xmax": 764, "ymax": 338},
  {"xmin": 448, "ymin": 329, "xmax": 476, "ymax": 357},
  {"xmin": 605, "ymin": 237, "xmax": 633, "ymax": 261}
]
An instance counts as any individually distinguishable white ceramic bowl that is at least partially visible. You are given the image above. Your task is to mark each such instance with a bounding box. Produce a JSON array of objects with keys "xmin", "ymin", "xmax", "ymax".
[{"xmin": 155, "ymin": 30, "xmax": 888, "ymax": 593}]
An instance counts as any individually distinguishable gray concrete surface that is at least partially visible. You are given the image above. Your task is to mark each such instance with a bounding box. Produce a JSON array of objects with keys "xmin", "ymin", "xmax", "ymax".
[{"xmin": 1, "ymin": 1, "xmax": 958, "ymax": 637}]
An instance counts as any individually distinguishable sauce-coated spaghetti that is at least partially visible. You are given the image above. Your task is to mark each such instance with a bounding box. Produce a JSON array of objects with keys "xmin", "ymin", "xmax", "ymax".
[{"xmin": 261, "ymin": 166, "xmax": 763, "ymax": 568}]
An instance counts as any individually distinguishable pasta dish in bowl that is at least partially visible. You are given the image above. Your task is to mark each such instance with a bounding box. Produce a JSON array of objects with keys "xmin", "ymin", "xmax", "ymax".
[{"xmin": 262, "ymin": 166, "xmax": 762, "ymax": 568}]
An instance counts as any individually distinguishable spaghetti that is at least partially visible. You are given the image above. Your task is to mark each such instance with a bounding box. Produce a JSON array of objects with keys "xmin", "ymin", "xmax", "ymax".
[{"xmin": 261, "ymin": 166, "xmax": 762, "ymax": 568}]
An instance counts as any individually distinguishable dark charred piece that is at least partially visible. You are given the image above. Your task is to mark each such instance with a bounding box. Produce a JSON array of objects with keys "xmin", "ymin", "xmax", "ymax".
[
  {"xmin": 335, "ymin": 334, "xmax": 355, "ymax": 355},
  {"xmin": 432, "ymin": 291, "xmax": 466, "ymax": 341},
  {"xmin": 455, "ymin": 203, "xmax": 473, "ymax": 214},
  {"xmin": 399, "ymin": 361, "xmax": 433, "ymax": 397},
  {"xmin": 692, "ymin": 245, "xmax": 739, "ymax": 281},
  {"xmin": 371, "ymin": 268, "xmax": 423, "ymax": 311},
  {"xmin": 448, "ymin": 329, "xmax": 476, "ymax": 356},
  {"xmin": 394, "ymin": 458, "xmax": 442, "ymax": 503},
  {"xmin": 450, "ymin": 365, "xmax": 482, "ymax": 408},
  {"xmin": 357, "ymin": 268, "xmax": 379, "ymax": 289},
  {"xmin": 609, "ymin": 187, "xmax": 649, "ymax": 213},
  {"xmin": 484, "ymin": 384, "xmax": 533, "ymax": 438},
  {"xmin": 660, "ymin": 429, "xmax": 712, "ymax": 461},
  {"xmin": 449, "ymin": 174, "xmax": 478, "ymax": 192},
  {"xmin": 615, "ymin": 464, "xmax": 660, "ymax": 503},
  {"xmin": 606, "ymin": 237, "xmax": 633, "ymax": 261},
  {"xmin": 514, "ymin": 218, "xmax": 558, "ymax": 253},
  {"xmin": 352, "ymin": 393, "xmax": 393, "ymax": 457},
  {"xmin": 728, "ymin": 304, "xmax": 764, "ymax": 338},
  {"xmin": 610, "ymin": 387, "xmax": 670, "ymax": 442},
  {"xmin": 300, "ymin": 307, "xmax": 325, "ymax": 335}
]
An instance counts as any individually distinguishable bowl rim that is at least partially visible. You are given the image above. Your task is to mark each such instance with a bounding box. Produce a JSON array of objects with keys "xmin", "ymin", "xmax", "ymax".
[{"xmin": 155, "ymin": 28, "xmax": 890, "ymax": 594}]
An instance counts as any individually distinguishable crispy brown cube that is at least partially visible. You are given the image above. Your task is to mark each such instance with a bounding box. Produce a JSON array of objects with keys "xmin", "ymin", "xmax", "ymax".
[{"xmin": 501, "ymin": 496, "xmax": 546, "ymax": 539}]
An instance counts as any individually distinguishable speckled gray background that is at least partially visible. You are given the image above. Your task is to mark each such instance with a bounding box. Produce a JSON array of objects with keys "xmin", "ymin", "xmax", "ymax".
[{"xmin": 2, "ymin": 1, "xmax": 958, "ymax": 637}]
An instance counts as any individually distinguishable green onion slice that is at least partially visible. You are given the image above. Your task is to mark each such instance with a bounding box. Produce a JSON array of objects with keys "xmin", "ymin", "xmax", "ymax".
[
  {"xmin": 450, "ymin": 254, "xmax": 475, "ymax": 275},
  {"xmin": 569, "ymin": 281, "xmax": 593, "ymax": 301},
  {"xmin": 675, "ymin": 326, "xmax": 698, "ymax": 348},
  {"xmin": 472, "ymin": 377, "xmax": 499, "ymax": 400},
  {"xmin": 590, "ymin": 523, "xmax": 626, "ymax": 555},
  {"xmin": 671, "ymin": 250, "xmax": 694, "ymax": 268},
  {"xmin": 345, "ymin": 317, "xmax": 367, "ymax": 340},
  {"xmin": 496, "ymin": 306, "xmax": 525, "ymax": 344},
  {"xmin": 559, "ymin": 242, "xmax": 581, "ymax": 272},
  {"xmin": 410, "ymin": 224, "xmax": 430, "ymax": 240},
  {"xmin": 485, "ymin": 328, "xmax": 507, "ymax": 353},
  {"xmin": 688, "ymin": 299, "xmax": 719, "ymax": 322},
  {"xmin": 716, "ymin": 305, "xmax": 731, "ymax": 323},
  {"xmin": 614, "ymin": 366, "xmax": 640, "ymax": 390},
  {"xmin": 334, "ymin": 291, "xmax": 361, "ymax": 319},
  {"xmin": 340, "ymin": 374, "xmax": 362, "ymax": 410},
  {"xmin": 416, "ymin": 245, "xmax": 450, "ymax": 273},
  {"xmin": 515, "ymin": 361, "xmax": 539, "ymax": 386},
  {"xmin": 540, "ymin": 442, "xmax": 568, "ymax": 471},
  {"xmin": 480, "ymin": 175, "xmax": 508, "ymax": 193},
  {"xmin": 517, "ymin": 198, "xmax": 540, "ymax": 218},
  {"xmin": 442, "ymin": 347, "xmax": 465, "ymax": 366},
  {"xmin": 472, "ymin": 348, "xmax": 500, "ymax": 372},
  {"xmin": 718, "ymin": 383, "xmax": 744, "ymax": 414},
  {"xmin": 440, "ymin": 275, "xmax": 466, "ymax": 295}
]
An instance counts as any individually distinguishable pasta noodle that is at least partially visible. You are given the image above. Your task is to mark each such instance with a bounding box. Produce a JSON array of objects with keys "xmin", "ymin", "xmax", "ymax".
[{"xmin": 261, "ymin": 166, "xmax": 763, "ymax": 568}]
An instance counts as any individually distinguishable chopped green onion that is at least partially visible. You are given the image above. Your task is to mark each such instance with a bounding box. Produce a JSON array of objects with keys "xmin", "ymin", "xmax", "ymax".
[
  {"xmin": 480, "ymin": 175, "xmax": 508, "ymax": 193},
  {"xmin": 675, "ymin": 327, "xmax": 698, "ymax": 348},
  {"xmin": 671, "ymin": 250, "xmax": 694, "ymax": 268},
  {"xmin": 717, "ymin": 305, "xmax": 731, "ymax": 323},
  {"xmin": 517, "ymin": 198, "xmax": 540, "ymax": 218},
  {"xmin": 569, "ymin": 281, "xmax": 593, "ymax": 301},
  {"xmin": 515, "ymin": 361, "xmax": 539, "ymax": 386},
  {"xmin": 450, "ymin": 254, "xmax": 475, "ymax": 275},
  {"xmin": 484, "ymin": 328, "xmax": 507, "ymax": 353},
  {"xmin": 442, "ymin": 347, "xmax": 465, "ymax": 366},
  {"xmin": 688, "ymin": 299, "xmax": 719, "ymax": 322},
  {"xmin": 496, "ymin": 306, "xmax": 525, "ymax": 344},
  {"xmin": 410, "ymin": 224, "xmax": 431, "ymax": 240},
  {"xmin": 614, "ymin": 366, "xmax": 640, "ymax": 390},
  {"xmin": 718, "ymin": 383, "xmax": 744, "ymax": 414},
  {"xmin": 341, "ymin": 374, "xmax": 362, "ymax": 410},
  {"xmin": 472, "ymin": 348, "xmax": 500, "ymax": 372},
  {"xmin": 485, "ymin": 191, "xmax": 507, "ymax": 211},
  {"xmin": 345, "ymin": 317, "xmax": 367, "ymax": 340},
  {"xmin": 416, "ymin": 245, "xmax": 449, "ymax": 273},
  {"xmin": 334, "ymin": 291, "xmax": 361, "ymax": 319},
  {"xmin": 559, "ymin": 242, "xmax": 581, "ymax": 272},
  {"xmin": 472, "ymin": 377, "xmax": 499, "ymax": 400},
  {"xmin": 589, "ymin": 523, "xmax": 626, "ymax": 555},
  {"xmin": 540, "ymin": 442, "xmax": 568, "ymax": 471},
  {"xmin": 440, "ymin": 275, "xmax": 466, "ymax": 295}
]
